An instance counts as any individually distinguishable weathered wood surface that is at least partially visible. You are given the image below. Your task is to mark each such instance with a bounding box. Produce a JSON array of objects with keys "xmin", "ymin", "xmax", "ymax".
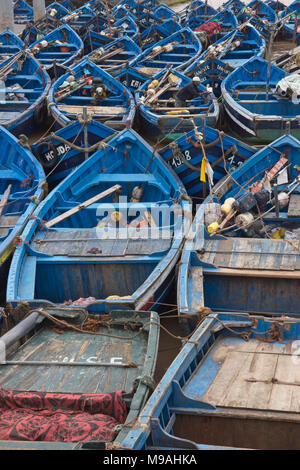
[
  {"xmin": 0, "ymin": 215, "xmax": 19, "ymax": 238},
  {"xmin": 0, "ymin": 315, "xmax": 150, "ymax": 394},
  {"xmin": 32, "ymin": 228, "xmax": 172, "ymax": 256},
  {"xmin": 198, "ymin": 237, "xmax": 300, "ymax": 271},
  {"xmin": 57, "ymin": 104, "xmax": 127, "ymax": 115},
  {"xmin": 202, "ymin": 338, "xmax": 300, "ymax": 413},
  {"xmin": 45, "ymin": 185, "xmax": 122, "ymax": 229},
  {"xmin": 288, "ymin": 194, "xmax": 300, "ymax": 218}
]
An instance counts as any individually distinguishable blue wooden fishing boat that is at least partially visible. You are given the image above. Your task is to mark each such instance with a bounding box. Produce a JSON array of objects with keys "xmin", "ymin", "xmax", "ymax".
[
  {"xmin": 219, "ymin": 0, "xmax": 246, "ymax": 16},
  {"xmin": 83, "ymin": 16, "xmax": 139, "ymax": 52},
  {"xmin": 159, "ymin": 125, "xmax": 257, "ymax": 199},
  {"xmin": 117, "ymin": 66, "xmax": 152, "ymax": 93},
  {"xmin": 139, "ymin": 19, "xmax": 182, "ymax": 51},
  {"xmin": 112, "ymin": 5, "xmax": 141, "ymax": 22},
  {"xmin": 135, "ymin": 69, "xmax": 219, "ymax": 139},
  {"xmin": 0, "ymin": 30, "xmax": 24, "ymax": 64},
  {"xmin": 30, "ymin": 119, "xmax": 115, "ymax": 186},
  {"xmin": 153, "ymin": 4, "xmax": 181, "ymax": 22},
  {"xmin": 14, "ymin": 0, "xmax": 33, "ymax": 24},
  {"xmin": 61, "ymin": 4, "xmax": 96, "ymax": 32},
  {"xmin": 186, "ymin": 24, "xmax": 265, "ymax": 96},
  {"xmin": 87, "ymin": 36, "xmax": 141, "ymax": 77},
  {"xmin": 0, "ymin": 125, "xmax": 45, "ymax": 295},
  {"xmin": 46, "ymin": 2, "xmax": 69, "ymax": 19},
  {"xmin": 178, "ymin": 134, "xmax": 300, "ymax": 332},
  {"xmin": 179, "ymin": 0, "xmax": 208, "ymax": 20},
  {"xmin": 19, "ymin": 23, "xmax": 45, "ymax": 48},
  {"xmin": 236, "ymin": 0, "xmax": 277, "ymax": 38},
  {"xmin": 61, "ymin": 0, "xmax": 73, "ymax": 10},
  {"xmin": 221, "ymin": 56, "xmax": 300, "ymax": 143},
  {"xmin": 130, "ymin": 28, "xmax": 202, "ymax": 78},
  {"xmin": 272, "ymin": 44, "xmax": 300, "ymax": 75},
  {"xmin": 121, "ymin": 312, "xmax": 300, "ymax": 450},
  {"xmin": 0, "ymin": 308, "xmax": 159, "ymax": 450},
  {"xmin": 279, "ymin": 1, "xmax": 300, "ymax": 43},
  {"xmin": 27, "ymin": 24, "xmax": 84, "ymax": 79},
  {"xmin": 48, "ymin": 58, "xmax": 135, "ymax": 131},
  {"xmin": 0, "ymin": 52, "xmax": 51, "ymax": 137},
  {"xmin": 7, "ymin": 128, "xmax": 190, "ymax": 313},
  {"xmin": 184, "ymin": 2, "xmax": 218, "ymax": 28}
]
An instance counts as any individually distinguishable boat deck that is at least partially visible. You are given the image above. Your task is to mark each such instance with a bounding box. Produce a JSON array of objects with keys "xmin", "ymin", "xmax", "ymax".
[
  {"xmin": 0, "ymin": 311, "xmax": 153, "ymax": 394},
  {"xmin": 198, "ymin": 336, "xmax": 300, "ymax": 413},
  {"xmin": 198, "ymin": 237, "xmax": 300, "ymax": 271},
  {"xmin": 0, "ymin": 216, "xmax": 19, "ymax": 239},
  {"xmin": 31, "ymin": 229, "xmax": 172, "ymax": 257}
]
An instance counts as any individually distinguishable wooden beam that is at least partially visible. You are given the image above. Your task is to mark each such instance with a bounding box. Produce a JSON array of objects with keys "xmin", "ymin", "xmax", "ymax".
[
  {"xmin": 204, "ymin": 267, "xmax": 300, "ymax": 279},
  {"xmin": 45, "ymin": 184, "xmax": 122, "ymax": 229},
  {"xmin": 57, "ymin": 104, "xmax": 126, "ymax": 116}
]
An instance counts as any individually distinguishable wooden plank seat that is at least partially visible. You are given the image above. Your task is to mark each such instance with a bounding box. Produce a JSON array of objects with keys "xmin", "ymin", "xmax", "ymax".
[
  {"xmin": 144, "ymin": 60, "xmax": 183, "ymax": 66},
  {"xmin": 57, "ymin": 104, "xmax": 127, "ymax": 116},
  {"xmin": 31, "ymin": 229, "xmax": 172, "ymax": 257},
  {"xmin": 0, "ymin": 215, "xmax": 19, "ymax": 238},
  {"xmin": 198, "ymin": 237, "xmax": 300, "ymax": 271}
]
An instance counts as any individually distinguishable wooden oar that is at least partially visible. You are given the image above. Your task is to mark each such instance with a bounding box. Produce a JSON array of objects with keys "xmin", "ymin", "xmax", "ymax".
[
  {"xmin": 45, "ymin": 184, "xmax": 122, "ymax": 229},
  {"xmin": 0, "ymin": 185, "xmax": 12, "ymax": 217}
]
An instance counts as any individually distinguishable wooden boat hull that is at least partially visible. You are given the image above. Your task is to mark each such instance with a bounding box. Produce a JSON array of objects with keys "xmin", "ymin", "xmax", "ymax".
[
  {"xmin": 14, "ymin": 0, "xmax": 33, "ymax": 24},
  {"xmin": 178, "ymin": 134, "xmax": 300, "ymax": 333},
  {"xmin": 140, "ymin": 19, "xmax": 182, "ymax": 51},
  {"xmin": 83, "ymin": 16, "xmax": 139, "ymax": 52},
  {"xmin": 7, "ymin": 129, "xmax": 190, "ymax": 313},
  {"xmin": 48, "ymin": 58, "xmax": 135, "ymax": 131},
  {"xmin": 30, "ymin": 120, "xmax": 115, "ymax": 186},
  {"xmin": 87, "ymin": 36, "xmax": 141, "ymax": 78},
  {"xmin": 0, "ymin": 52, "xmax": 51, "ymax": 137},
  {"xmin": 159, "ymin": 125, "xmax": 257, "ymax": 199},
  {"xmin": 222, "ymin": 56, "xmax": 300, "ymax": 144},
  {"xmin": 135, "ymin": 69, "xmax": 219, "ymax": 140},
  {"xmin": 0, "ymin": 126, "xmax": 45, "ymax": 297},
  {"xmin": 121, "ymin": 313, "xmax": 300, "ymax": 450},
  {"xmin": 236, "ymin": 0, "xmax": 277, "ymax": 39},
  {"xmin": 0, "ymin": 30, "xmax": 24, "ymax": 64},
  {"xmin": 130, "ymin": 28, "xmax": 202, "ymax": 77},
  {"xmin": 0, "ymin": 309, "xmax": 159, "ymax": 449},
  {"xmin": 28, "ymin": 24, "xmax": 84, "ymax": 79},
  {"xmin": 186, "ymin": 25, "xmax": 266, "ymax": 97}
]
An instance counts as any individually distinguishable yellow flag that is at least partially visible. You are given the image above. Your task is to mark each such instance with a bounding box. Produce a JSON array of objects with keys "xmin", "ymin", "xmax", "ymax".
[{"xmin": 200, "ymin": 156, "xmax": 206, "ymax": 183}]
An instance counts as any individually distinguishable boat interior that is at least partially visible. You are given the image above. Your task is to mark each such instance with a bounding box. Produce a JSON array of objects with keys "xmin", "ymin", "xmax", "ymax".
[
  {"xmin": 0, "ymin": 56, "xmax": 47, "ymax": 125},
  {"xmin": 14, "ymin": 132, "xmax": 181, "ymax": 307},
  {"xmin": 146, "ymin": 314, "xmax": 300, "ymax": 450},
  {"xmin": 183, "ymin": 142, "xmax": 300, "ymax": 316}
]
